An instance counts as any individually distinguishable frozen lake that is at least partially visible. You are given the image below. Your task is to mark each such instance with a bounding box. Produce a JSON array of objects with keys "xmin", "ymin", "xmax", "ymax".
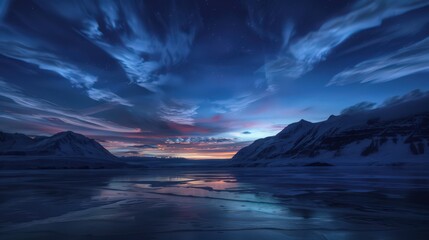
[{"xmin": 1, "ymin": 167, "xmax": 429, "ymax": 240}]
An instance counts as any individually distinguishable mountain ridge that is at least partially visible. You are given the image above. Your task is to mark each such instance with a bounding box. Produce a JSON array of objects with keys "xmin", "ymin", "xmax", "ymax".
[
  {"xmin": 231, "ymin": 95, "xmax": 429, "ymax": 167},
  {"xmin": 0, "ymin": 131, "xmax": 123, "ymax": 169}
]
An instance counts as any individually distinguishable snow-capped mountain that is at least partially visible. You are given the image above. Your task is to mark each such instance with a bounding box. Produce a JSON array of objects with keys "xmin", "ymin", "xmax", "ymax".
[
  {"xmin": 0, "ymin": 131, "xmax": 116, "ymax": 159},
  {"xmin": 231, "ymin": 95, "xmax": 429, "ymax": 167},
  {"xmin": 0, "ymin": 131, "xmax": 123, "ymax": 169}
]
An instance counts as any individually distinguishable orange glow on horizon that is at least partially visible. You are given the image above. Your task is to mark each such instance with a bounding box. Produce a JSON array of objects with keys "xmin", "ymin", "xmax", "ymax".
[
  {"xmin": 174, "ymin": 151, "xmax": 236, "ymax": 160},
  {"xmin": 103, "ymin": 138, "xmax": 245, "ymax": 160}
]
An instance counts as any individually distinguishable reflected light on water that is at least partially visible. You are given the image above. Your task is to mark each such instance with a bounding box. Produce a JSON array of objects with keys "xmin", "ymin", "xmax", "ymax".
[{"xmin": 3, "ymin": 169, "xmax": 428, "ymax": 240}]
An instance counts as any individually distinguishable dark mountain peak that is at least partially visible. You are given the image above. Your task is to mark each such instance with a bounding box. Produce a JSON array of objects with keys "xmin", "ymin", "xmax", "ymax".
[
  {"xmin": 51, "ymin": 131, "xmax": 92, "ymax": 143},
  {"xmin": 289, "ymin": 119, "xmax": 313, "ymax": 128},
  {"xmin": 327, "ymin": 115, "xmax": 338, "ymax": 121},
  {"xmin": 0, "ymin": 130, "xmax": 117, "ymax": 160},
  {"xmin": 291, "ymin": 119, "xmax": 309, "ymax": 125},
  {"xmin": 0, "ymin": 131, "xmax": 33, "ymax": 143},
  {"xmin": 53, "ymin": 131, "xmax": 85, "ymax": 138},
  {"xmin": 297, "ymin": 119, "xmax": 313, "ymax": 125},
  {"xmin": 233, "ymin": 97, "xmax": 429, "ymax": 166},
  {"xmin": 0, "ymin": 130, "xmax": 125, "ymax": 169},
  {"xmin": 294, "ymin": 119, "xmax": 314, "ymax": 129},
  {"xmin": 277, "ymin": 119, "xmax": 314, "ymax": 138}
]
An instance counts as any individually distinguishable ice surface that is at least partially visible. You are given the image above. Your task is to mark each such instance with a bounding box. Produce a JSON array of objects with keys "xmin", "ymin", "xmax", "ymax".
[{"xmin": 1, "ymin": 167, "xmax": 429, "ymax": 239}]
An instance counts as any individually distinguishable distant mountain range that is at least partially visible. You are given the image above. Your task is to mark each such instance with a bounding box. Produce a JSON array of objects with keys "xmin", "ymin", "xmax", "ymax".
[
  {"xmin": 3, "ymin": 94, "xmax": 429, "ymax": 169},
  {"xmin": 231, "ymin": 95, "xmax": 429, "ymax": 167},
  {"xmin": 0, "ymin": 131, "xmax": 124, "ymax": 169}
]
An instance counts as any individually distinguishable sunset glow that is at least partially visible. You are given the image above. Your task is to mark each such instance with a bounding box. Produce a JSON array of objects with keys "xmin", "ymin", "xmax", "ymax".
[{"xmin": 1, "ymin": 0, "xmax": 428, "ymax": 159}]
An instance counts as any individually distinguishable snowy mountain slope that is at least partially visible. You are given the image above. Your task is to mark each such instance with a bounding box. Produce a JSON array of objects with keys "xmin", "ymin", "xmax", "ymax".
[
  {"xmin": 0, "ymin": 131, "xmax": 116, "ymax": 159},
  {"xmin": 231, "ymin": 96, "xmax": 429, "ymax": 167},
  {"xmin": 0, "ymin": 131, "xmax": 124, "ymax": 169}
]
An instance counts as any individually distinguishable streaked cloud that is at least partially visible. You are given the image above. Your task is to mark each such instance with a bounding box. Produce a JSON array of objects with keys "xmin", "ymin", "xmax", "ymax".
[
  {"xmin": 382, "ymin": 89, "xmax": 429, "ymax": 107},
  {"xmin": 159, "ymin": 100, "xmax": 199, "ymax": 125},
  {"xmin": 263, "ymin": 0, "xmax": 429, "ymax": 80},
  {"xmin": 0, "ymin": 33, "xmax": 131, "ymax": 106},
  {"xmin": 340, "ymin": 89, "xmax": 429, "ymax": 115},
  {"xmin": 0, "ymin": 79, "xmax": 139, "ymax": 134},
  {"xmin": 87, "ymin": 89, "xmax": 132, "ymax": 107},
  {"xmin": 329, "ymin": 37, "xmax": 429, "ymax": 85},
  {"xmin": 73, "ymin": 1, "xmax": 201, "ymax": 92},
  {"xmin": 341, "ymin": 101, "xmax": 376, "ymax": 115},
  {"xmin": 0, "ymin": 0, "xmax": 428, "ymax": 159},
  {"xmin": 165, "ymin": 137, "xmax": 235, "ymax": 144},
  {"xmin": 129, "ymin": 144, "xmax": 158, "ymax": 149},
  {"xmin": 212, "ymin": 87, "xmax": 274, "ymax": 113},
  {"xmin": 340, "ymin": 13, "xmax": 429, "ymax": 55}
]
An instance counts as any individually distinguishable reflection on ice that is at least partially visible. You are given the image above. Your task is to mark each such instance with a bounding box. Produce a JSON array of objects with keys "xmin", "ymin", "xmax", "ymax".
[
  {"xmin": 184, "ymin": 179, "xmax": 239, "ymax": 190},
  {"xmin": 1, "ymin": 167, "xmax": 429, "ymax": 240}
]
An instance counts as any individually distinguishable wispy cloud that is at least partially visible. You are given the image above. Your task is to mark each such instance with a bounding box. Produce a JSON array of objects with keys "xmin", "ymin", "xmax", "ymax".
[
  {"xmin": 129, "ymin": 144, "xmax": 158, "ymax": 149},
  {"xmin": 263, "ymin": 0, "xmax": 429, "ymax": 80},
  {"xmin": 0, "ymin": 39, "xmax": 95, "ymax": 88},
  {"xmin": 0, "ymin": 79, "xmax": 139, "ymax": 134},
  {"xmin": 329, "ymin": 36, "xmax": 429, "ymax": 85},
  {"xmin": 382, "ymin": 89, "xmax": 429, "ymax": 107},
  {"xmin": 212, "ymin": 86, "xmax": 274, "ymax": 113},
  {"xmin": 0, "ymin": 33, "xmax": 132, "ymax": 106},
  {"xmin": 341, "ymin": 101, "xmax": 376, "ymax": 115},
  {"xmin": 165, "ymin": 137, "xmax": 235, "ymax": 144},
  {"xmin": 340, "ymin": 14, "xmax": 429, "ymax": 55},
  {"xmin": 87, "ymin": 89, "xmax": 132, "ymax": 107},
  {"xmin": 339, "ymin": 89, "xmax": 429, "ymax": 115},
  {"xmin": 75, "ymin": 1, "xmax": 201, "ymax": 92},
  {"xmin": 159, "ymin": 100, "xmax": 199, "ymax": 125}
]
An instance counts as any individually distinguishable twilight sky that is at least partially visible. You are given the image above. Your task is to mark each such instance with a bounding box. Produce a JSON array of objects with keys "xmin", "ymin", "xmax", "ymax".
[{"xmin": 1, "ymin": 0, "xmax": 429, "ymax": 159}]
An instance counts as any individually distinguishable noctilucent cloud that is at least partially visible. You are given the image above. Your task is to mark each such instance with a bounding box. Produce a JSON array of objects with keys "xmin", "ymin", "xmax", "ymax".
[{"xmin": 1, "ymin": 0, "xmax": 429, "ymax": 159}]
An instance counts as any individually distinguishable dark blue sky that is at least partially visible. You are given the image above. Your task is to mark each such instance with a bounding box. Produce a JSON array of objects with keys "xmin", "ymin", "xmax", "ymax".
[{"xmin": 1, "ymin": 0, "xmax": 429, "ymax": 158}]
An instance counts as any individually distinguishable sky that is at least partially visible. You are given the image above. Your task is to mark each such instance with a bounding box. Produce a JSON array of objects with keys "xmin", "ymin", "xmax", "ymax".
[{"xmin": 1, "ymin": 0, "xmax": 429, "ymax": 159}]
